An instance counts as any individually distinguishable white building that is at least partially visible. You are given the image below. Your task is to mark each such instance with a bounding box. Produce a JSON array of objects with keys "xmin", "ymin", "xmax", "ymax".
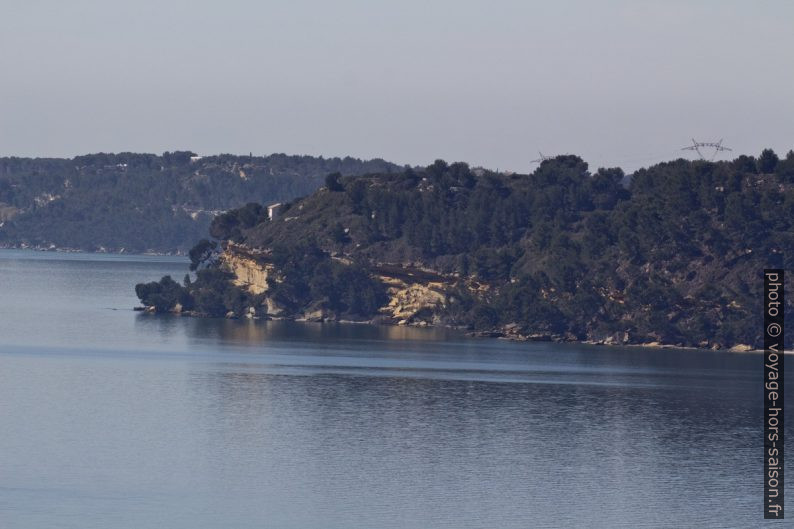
[{"xmin": 267, "ymin": 203, "xmax": 284, "ymax": 220}]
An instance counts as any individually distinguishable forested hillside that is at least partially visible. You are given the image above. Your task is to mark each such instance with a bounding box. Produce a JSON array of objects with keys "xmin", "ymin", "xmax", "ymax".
[
  {"xmin": 137, "ymin": 149, "xmax": 794, "ymax": 350},
  {"xmin": 0, "ymin": 151, "xmax": 399, "ymax": 253}
]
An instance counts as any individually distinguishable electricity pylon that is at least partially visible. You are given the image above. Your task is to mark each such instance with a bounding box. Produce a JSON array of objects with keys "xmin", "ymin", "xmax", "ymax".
[
  {"xmin": 681, "ymin": 138, "xmax": 732, "ymax": 161},
  {"xmin": 530, "ymin": 151, "xmax": 554, "ymax": 164}
]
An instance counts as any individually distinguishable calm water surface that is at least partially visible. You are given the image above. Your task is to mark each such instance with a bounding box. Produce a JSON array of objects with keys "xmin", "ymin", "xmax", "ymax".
[{"xmin": 0, "ymin": 249, "xmax": 789, "ymax": 528}]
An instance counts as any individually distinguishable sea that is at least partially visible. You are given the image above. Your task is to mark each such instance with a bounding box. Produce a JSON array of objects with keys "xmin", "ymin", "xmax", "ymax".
[{"xmin": 0, "ymin": 249, "xmax": 789, "ymax": 528}]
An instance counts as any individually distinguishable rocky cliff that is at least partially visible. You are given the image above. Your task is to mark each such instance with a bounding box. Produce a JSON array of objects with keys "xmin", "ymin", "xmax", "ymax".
[
  {"xmin": 136, "ymin": 154, "xmax": 794, "ymax": 350},
  {"xmin": 221, "ymin": 243, "xmax": 272, "ymax": 295},
  {"xmin": 218, "ymin": 242, "xmax": 461, "ymax": 325}
]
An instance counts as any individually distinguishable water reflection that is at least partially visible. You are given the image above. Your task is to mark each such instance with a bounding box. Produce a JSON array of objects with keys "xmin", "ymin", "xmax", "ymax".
[
  {"xmin": 183, "ymin": 364, "xmax": 780, "ymax": 529},
  {"xmin": 173, "ymin": 316, "xmax": 460, "ymax": 345},
  {"xmin": 1, "ymin": 251, "xmax": 790, "ymax": 528},
  {"xmin": 137, "ymin": 313, "xmax": 766, "ymax": 393}
]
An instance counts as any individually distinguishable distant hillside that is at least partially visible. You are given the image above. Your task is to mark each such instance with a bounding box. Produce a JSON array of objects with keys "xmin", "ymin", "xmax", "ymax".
[
  {"xmin": 0, "ymin": 151, "xmax": 401, "ymax": 253},
  {"xmin": 136, "ymin": 150, "xmax": 794, "ymax": 350}
]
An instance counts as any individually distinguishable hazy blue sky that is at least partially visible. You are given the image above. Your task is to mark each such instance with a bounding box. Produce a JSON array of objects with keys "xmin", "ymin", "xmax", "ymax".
[{"xmin": 1, "ymin": 0, "xmax": 792, "ymax": 171}]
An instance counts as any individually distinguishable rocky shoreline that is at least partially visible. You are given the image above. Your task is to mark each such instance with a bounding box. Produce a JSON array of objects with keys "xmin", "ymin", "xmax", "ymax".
[
  {"xmin": 450, "ymin": 325, "xmax": 757, "ymax": 352},
  {"xmin": 134, "ymin": 304, "xmax": 761, "ymax": 353},
  {"xmin": 134, "ymin": 239, "xmax": 768, "ymax": 354}
]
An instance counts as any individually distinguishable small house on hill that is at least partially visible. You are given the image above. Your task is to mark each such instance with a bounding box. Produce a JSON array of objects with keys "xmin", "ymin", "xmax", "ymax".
[{"xmin": 267, "ymin": 203, "xmax": 284, "ymax": 220}]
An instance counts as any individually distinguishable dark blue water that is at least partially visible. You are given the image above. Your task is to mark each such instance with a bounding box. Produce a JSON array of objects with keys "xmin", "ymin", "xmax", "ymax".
[{"xmin": 0, "ymin": 249, "xmax": 789, "ymax": 528}]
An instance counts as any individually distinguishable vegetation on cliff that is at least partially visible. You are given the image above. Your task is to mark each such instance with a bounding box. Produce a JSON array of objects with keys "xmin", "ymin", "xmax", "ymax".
[
  {"xmin": 136, "ymin": 244, "xmax": 387, "ymax": 320},
  {"xmin": 0, "ymin": 152, "xmax": 399, "ymax": 253},
  {"xmin": 136, "ymin": 149, "xmax": 794, "ymax": 349}
]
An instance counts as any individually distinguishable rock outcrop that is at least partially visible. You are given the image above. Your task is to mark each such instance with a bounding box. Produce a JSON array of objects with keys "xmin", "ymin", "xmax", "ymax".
[
  {"xmin": 221, "ymin": 243, "xmax": 462, "ymax": 323},
  {"xmin": 220, "ymin": 244, "xmax": 272, "ymax": 295},
  {"xmin": 378, "ymin": 276, "xmax": 447, "ymax": 323}
]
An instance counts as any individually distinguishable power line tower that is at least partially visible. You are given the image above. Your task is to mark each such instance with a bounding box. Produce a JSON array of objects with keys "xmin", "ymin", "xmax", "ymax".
[
  {"xmin": 681, "ymin": 138, "xmax": 732, "ymax": 161},
  {"xmin": 530, "ymin": 151, "xmax": 554, "ymax": 164}
]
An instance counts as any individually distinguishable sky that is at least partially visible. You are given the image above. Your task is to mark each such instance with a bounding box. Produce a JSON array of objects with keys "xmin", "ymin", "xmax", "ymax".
[{"xmin": 1, "ymin": 0, "xmax": 793, "ymax": 172}]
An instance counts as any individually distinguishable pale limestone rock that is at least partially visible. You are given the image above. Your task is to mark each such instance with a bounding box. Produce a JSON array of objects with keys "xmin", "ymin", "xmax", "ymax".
[
  {"xmin": 264, "ymin": 297, "xmax": 284, "ymax": 316},
  {"xmin": 303, "ymin": 309, "xmax": 325, "ymax": 322},
  {"xmin": 378, "ymin": 276, "xmax": 446, "ymax": 321},
  {"xmin": 220, "ymin": 249, "xmax": 272, "ymax": 294}
]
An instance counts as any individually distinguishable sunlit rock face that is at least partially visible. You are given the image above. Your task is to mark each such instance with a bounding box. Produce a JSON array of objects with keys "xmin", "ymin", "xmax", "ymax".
[
  {"xmin": 377, "ymin": 275, "xmax": 448, "ymax": 323},
  {"xmin": 220, "ymin": 246, "xmax": 272, "ymax": 295},
  {"xmin": 222, "ymin": 242, "xmax": 467, "ymax": 324}
]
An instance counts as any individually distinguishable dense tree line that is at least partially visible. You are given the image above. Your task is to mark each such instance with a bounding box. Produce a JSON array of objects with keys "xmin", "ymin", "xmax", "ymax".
[
  {"xmin": 138, "ymin": 149, "xmax": 794, "ymax": 349},
  {"xmin": 0, "ymin": 151, "xmax": 399, "ymax": 253}
]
